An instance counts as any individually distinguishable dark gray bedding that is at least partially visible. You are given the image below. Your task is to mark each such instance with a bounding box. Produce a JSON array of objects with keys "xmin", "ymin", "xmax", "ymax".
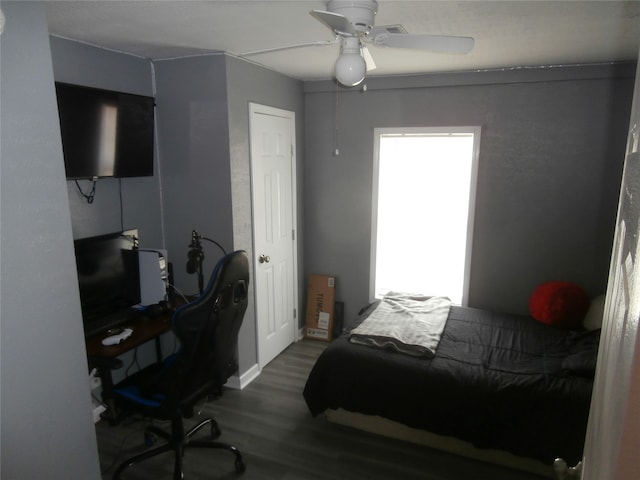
[{"xmin": 303, "ymin": 303, "xmax": 598, "ymax": 465}]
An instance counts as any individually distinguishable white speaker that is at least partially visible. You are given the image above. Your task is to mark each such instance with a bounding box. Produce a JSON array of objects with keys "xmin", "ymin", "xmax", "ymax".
[{"xmin": 138, "ymin": 249, "xmax": 168, "ymax": 306}]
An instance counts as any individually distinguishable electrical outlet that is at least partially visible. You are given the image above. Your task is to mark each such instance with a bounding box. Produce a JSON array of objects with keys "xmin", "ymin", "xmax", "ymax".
[
  {"xmin": 90, "ymin": 376, "xmax": 102, "ymax": 390},
  {"xmin": 92, "ymin": 404, "xmax": 106, "ymax": 423}
]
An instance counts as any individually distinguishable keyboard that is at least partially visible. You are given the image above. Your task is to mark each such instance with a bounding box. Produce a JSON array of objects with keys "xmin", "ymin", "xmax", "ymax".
[{"xmin": 84, "ymin": 307, "xmax": 141, "ymax": 337}]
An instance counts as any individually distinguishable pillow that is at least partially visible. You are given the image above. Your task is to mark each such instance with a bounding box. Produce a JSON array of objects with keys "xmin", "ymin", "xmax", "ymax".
[
  {"xmin": 529, "ymin": 281, "xmax": 590, "ymax": 329},
  {"xmin": 583, "ymin": 294, "xmax": 605, "ymax": 330}
]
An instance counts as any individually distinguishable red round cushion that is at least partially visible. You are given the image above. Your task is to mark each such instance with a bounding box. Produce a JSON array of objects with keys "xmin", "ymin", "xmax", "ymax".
[{"xmin": 529, "ymin": 281, "xmax": 590, "ymax": 329}]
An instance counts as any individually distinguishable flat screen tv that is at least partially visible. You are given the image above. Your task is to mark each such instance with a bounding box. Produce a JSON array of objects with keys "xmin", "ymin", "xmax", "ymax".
[
  {"xmin": 73, "ymin": 230, "xmax": 141, "ymax": 330},
  {"xmin": 55, "ymin": 82, "xmax": 155, "ymax": 179}
]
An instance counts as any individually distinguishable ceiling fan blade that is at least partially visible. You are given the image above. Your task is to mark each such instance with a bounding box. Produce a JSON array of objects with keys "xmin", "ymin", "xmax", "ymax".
[
  {"xmin": 310, "ymin": 9, "xmax": 357, "ymax": 36},
  {"xmin": 362, "ymin": 45, "xmax": 376, "ymax": 71},
  {"xmin": 373, "ymin": 33, "xmax": 474, "ymax": 54}
]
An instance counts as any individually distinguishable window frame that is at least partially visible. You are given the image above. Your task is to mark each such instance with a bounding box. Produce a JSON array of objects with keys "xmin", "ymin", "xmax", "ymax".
[{"xmin": 370, "ymin": 126, "xmax": 482, "ymax": 305}]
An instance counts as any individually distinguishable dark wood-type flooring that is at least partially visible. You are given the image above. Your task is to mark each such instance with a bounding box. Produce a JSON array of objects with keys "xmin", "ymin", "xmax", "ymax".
[{"xmin": 95, "ymin": 339, "xmax": 548, "ymax": 480}]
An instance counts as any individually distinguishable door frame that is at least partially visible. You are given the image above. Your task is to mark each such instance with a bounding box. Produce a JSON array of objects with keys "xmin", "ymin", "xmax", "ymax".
[{"xmin": 248, "ymin": 102, "xmax": 299, "ymax": 369}]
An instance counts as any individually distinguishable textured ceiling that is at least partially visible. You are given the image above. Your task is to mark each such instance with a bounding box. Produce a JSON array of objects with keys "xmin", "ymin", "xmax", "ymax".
[{"xmin": 44, "ymin": 1, "xmax": 640, "ymax": 81}]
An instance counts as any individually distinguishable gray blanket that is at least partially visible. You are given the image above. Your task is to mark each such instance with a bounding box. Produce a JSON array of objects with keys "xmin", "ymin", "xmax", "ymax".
[{"xmin": 349, "ymin": 293, "xmax": 451, "ymax": 357}]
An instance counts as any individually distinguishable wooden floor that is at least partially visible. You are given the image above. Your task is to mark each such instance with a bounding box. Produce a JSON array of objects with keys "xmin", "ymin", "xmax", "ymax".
[{"xmin": 96, "ymin": 339, "xmax": 547, "ymax": 480}]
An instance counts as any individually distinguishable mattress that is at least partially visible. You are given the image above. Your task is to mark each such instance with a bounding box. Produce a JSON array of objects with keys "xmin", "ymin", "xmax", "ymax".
[{"xmin": 303, "ymin": 304, "xmax": 598, "ymax": 465}]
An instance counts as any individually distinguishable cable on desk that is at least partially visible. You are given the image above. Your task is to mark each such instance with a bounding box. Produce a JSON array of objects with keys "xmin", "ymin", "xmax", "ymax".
[
  {"xmin": 125, "ymin": 347, "xmax": 142, "ymax": 377},
  {"xmin": 168, "ymin": 282, "xmax": 190, "ymax": 305}
]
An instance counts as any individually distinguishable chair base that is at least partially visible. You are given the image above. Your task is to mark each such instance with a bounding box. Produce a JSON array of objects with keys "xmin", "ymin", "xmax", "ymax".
[{"xmin": 112, "ymin": 416, "xmax": 245, "ymax": 480}]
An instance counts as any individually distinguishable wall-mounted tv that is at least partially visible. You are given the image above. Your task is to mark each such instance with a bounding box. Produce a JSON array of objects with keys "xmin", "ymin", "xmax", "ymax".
[{"xmin": 55, "ymin": 82, "xmax": 155, "ymax": 179}]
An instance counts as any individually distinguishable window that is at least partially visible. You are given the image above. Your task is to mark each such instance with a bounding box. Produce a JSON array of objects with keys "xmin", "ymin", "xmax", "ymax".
[{"xmin": 371, "ymin": 127, "xmax": 481, "ymax": 305}]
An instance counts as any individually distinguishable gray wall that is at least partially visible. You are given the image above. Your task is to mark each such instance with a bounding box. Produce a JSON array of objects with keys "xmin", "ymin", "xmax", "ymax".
[
  {"xmin": 153, "ymin": 54, "xmax": 233, "ymax": 296},
  {"xmin": 49, "ymin": 36, "xmax": 167, "ymax": 383},
  {"xmin": 47, "ymin": 39, "xmax": 306, "ymax": 384},
  {"xmin": 304, "ymin": 65, "xmax": 634, "ymax": 323},
  {"xmin": 0, "ymin": 3, "xmax": 101, "ymax": 478},
  {"xmin": 225, "ymin": 55, "xmax": 306, "ymax": 372},
  {"xmin": 149, "ymin": 54, "xmax": 306, "ymax": 376},
  {"xmin": 50, "ymin": 36, "xmax": 163, "ymax": 245}
]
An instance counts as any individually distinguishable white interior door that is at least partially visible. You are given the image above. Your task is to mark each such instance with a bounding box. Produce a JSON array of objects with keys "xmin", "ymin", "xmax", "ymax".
[
  {"xmin": 581, "ymin": 61, "xmax": 640, "ymax": 479},
  {"xmin": 250, "ymin": 103, "xmax": 297, "ymax": 368}
]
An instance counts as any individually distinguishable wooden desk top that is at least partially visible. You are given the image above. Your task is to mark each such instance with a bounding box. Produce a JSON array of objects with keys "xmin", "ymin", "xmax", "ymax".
[{"xmin": 85, "ymin": 314, "xmax": 173, "ymax": 358}]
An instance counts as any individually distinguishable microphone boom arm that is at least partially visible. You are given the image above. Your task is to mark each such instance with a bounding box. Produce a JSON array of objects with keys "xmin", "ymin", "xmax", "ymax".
[{"xmin": 185, "ymin": 230, "xmax": 227, "ymax": 295}]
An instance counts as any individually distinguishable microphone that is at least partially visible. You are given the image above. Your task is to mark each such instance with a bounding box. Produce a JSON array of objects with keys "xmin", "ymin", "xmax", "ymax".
[
  {"xmin": 186, "ymin": 250, "xmax": 202, "ymax": 274},
  {"xmin": 186, "ymin": 230, "xmax": 203, "ymax": 274}
]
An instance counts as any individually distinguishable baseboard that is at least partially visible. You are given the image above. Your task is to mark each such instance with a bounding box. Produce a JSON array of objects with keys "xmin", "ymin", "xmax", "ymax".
[
  {"xmin": 225, "ymin": 363, "xmax": 260, "ymax": 390},
  {"xmin": 297, "ymin": 327, "xmax": 305, "ymax": 340}
]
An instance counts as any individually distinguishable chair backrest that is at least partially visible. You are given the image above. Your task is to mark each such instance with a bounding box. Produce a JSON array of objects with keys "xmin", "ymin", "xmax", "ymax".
[{"xmin": 171, "ymin": 250, "xmax": 249, "ymax": 406}]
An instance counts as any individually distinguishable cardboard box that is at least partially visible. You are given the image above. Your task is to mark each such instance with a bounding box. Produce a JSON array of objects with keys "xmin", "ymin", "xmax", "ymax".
[{"xmin": 305, "ymin": 275, "xmax": 336, "ymax": 341}]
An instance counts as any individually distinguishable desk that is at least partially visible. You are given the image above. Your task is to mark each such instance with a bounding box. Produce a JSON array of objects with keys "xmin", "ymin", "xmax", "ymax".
[{"xmin": 86, "ymin": 312, "xmax": 173, "ymax": 423}]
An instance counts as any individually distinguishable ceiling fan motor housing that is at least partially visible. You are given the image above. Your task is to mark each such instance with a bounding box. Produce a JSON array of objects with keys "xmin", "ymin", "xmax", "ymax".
[{"xmin": 328, "ymin": 0, "xmax": 378, "ymax": 33}]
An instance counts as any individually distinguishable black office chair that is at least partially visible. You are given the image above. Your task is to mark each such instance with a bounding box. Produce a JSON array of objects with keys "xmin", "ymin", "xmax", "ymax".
[{"xmin": 111, "ymin": 250, "xmax": 250, "ymax": 479}]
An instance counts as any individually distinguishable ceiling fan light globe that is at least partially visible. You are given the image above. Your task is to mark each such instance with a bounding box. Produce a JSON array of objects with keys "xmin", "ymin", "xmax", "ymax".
[{"xmin": 335, "ymin": 53, "xmax": 366, "ymax": 87}]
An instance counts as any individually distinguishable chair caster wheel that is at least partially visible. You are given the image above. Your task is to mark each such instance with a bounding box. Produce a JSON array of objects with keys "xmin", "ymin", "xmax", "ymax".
[
  {"xmin": 235, "ymin": 457, "xmax": 246, "ymax": 473},
  {"xmin": 210, "ymin": 420, "xmax": 221, "ymax": 439}
]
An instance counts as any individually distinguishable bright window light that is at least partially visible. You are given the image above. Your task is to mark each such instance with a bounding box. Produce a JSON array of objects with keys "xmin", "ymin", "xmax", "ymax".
[{"xmin": 372, "ymin": 127, "xmax": 481, "ymax": 305}]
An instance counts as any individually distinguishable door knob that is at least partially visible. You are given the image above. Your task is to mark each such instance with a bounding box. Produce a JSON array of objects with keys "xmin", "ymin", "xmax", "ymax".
[{"xmin": 259, "ymin": 254, "xmax": 271, "ymax": 264}]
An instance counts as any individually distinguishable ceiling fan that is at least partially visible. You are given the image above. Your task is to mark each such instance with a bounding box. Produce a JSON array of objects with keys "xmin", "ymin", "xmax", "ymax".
[
  {"xmin": 242, "ymin": 0, "xmax": 473, "ymax": 88},
  {"xmin": 311, "ymin": 0, "xmax": 474, "ymax": 87}
]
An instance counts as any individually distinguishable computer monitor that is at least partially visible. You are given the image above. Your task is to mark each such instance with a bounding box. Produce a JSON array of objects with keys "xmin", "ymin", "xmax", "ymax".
[{"xmin": 73, "ymin": 230, "xmax": 140, "ymax": 327}]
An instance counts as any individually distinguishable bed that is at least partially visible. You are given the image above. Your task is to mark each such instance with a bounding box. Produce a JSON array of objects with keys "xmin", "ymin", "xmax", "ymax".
[{"xmin": 303, "ymin": 295, "xmax": 599, "ymax": 476}]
